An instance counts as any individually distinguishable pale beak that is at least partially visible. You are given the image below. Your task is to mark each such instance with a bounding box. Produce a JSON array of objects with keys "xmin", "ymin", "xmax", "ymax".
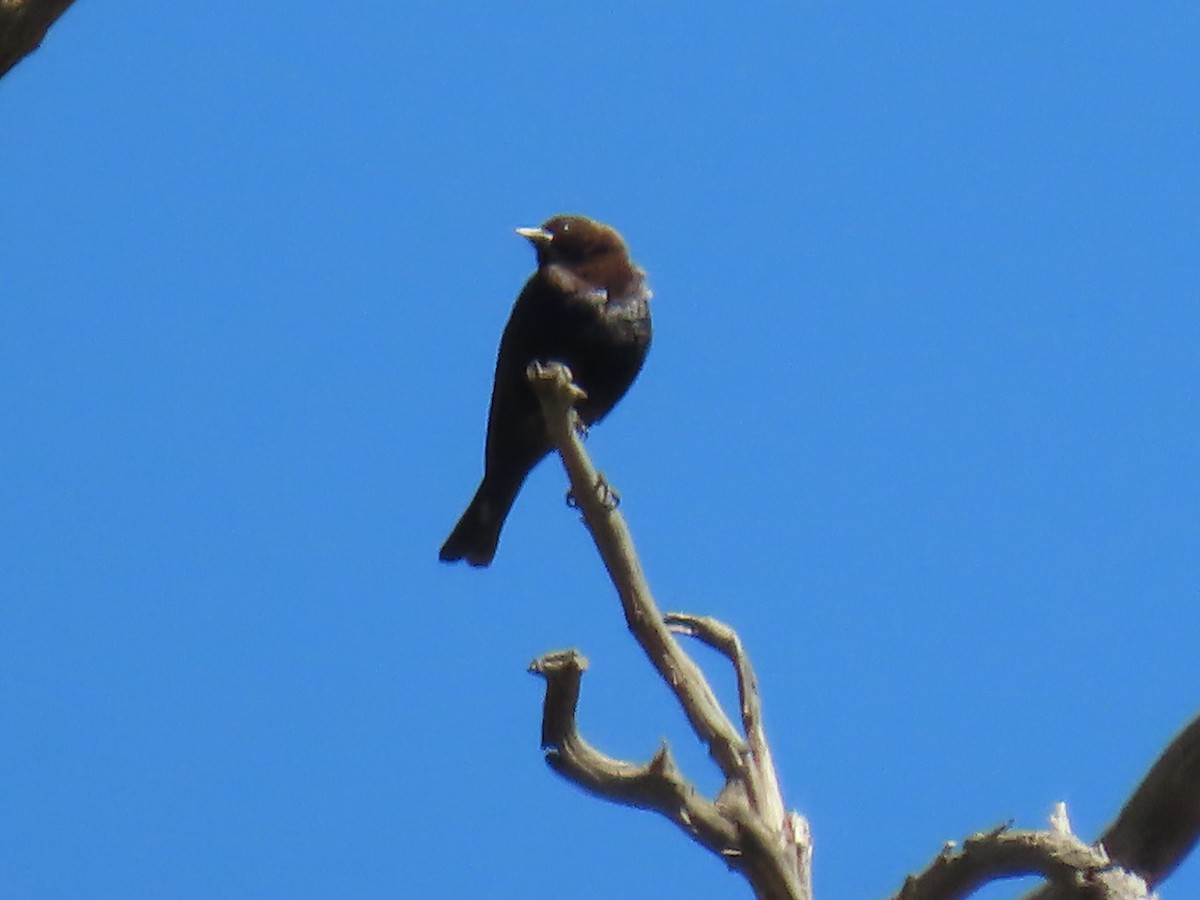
[{"xmin": 515, "ymin": 226, "xmax": 553, "ymax": 245}]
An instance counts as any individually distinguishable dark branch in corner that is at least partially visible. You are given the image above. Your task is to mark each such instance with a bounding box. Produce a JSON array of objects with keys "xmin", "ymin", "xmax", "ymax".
[
  {"xmin": 0, "ymin": 0, "xmax": 76, "ymax": 79},
  {"xmin": 526, "ymin": 362, "xmax": 811, "ymax": 900},
  {"xmin": 1101, "ymin": 713, "xmax": 1200, "ymax": 886}
]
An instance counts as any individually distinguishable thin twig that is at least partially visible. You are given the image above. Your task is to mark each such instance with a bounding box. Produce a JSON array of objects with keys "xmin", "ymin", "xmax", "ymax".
[{"xmin": 665, "ymin": 614, "xmax": 790, "ymax": 839}]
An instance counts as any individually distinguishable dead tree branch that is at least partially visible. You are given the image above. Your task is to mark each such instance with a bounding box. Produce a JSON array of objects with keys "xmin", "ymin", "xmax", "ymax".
[
  {"xmin": 0, "ymin": 0, "xmax": 76, "ymax": 79},
  {"xmin": 524, "ymin": 360, "xmax": 1197, "ymax": 900},
  {"xmin": 897, "ymin": 713, "xmax": 1200, "ymax": 899},
  {"xmin": 664, "ymin": 611, "xmax": 809, "ymax": 867},
  {"xmin": 896, "ymin": 819, "xmax": 1153, "ymax": 900},
  {"xmin": 529, "ymin": 649, "xmax": 741, "ymax": 857},
  {"xmin": 1021, "ymin": 712, "xmax": 1200, "ymax": 900},
  {"xmin": 526, "ymin": 361, "xmax": 811, "ymax": 900}
]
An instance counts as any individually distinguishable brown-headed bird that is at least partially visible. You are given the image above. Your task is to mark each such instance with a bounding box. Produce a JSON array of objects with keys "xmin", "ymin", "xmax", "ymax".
[{"xmin": 439, "ymin": 215, "xmax": 653, "ymax": 567}]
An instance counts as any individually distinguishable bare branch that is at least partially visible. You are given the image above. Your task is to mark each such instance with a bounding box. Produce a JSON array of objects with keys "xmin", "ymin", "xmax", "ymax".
[
  {"xmin": 1022, "ymin": 712, "xmax": 1200, "ymax": 899},
  {"xmin": 529, "ymin": 649, "xmax": 740, "ymax": 853},
  {"xmin": 526, "ymin": 361, "xmax": 812, "ymax": 900},
  {"xmin": 526, "ymin": 362, "xmax": 746, "ymax": 779},
  {"xmin": 529, "ymin": 646, "xmax": 810, "ymax": 900},
  {"xmin": 523, "ymin": 362, "xmax": 1200, "ymax": 900},
  {"xmin": 0, "ymin": 0, "xmax": 76, "ymax": 79},
  {"xmin": 895, "ymin": 824, "xmax": 1153, "ymax": 900},
  {"xmin": 665, "ymin": 614, "xmax": 792, "ymax": 846}
]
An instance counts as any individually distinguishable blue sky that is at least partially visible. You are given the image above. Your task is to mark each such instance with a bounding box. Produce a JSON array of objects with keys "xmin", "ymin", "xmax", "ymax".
[{"xmin": 3, "ymin": 4, "xmax": 1198, "ymax": 898}]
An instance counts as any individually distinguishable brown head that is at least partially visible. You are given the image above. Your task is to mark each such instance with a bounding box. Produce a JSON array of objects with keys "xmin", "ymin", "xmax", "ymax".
[{"xmin": 515, "ymin": 215, "xmax": 634, "ymax": 278}]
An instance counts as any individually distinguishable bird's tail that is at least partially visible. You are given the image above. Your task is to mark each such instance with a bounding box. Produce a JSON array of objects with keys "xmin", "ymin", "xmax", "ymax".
[{"xmin": 438, "ymin": 478, "xmax": 521, "ymax": 568}]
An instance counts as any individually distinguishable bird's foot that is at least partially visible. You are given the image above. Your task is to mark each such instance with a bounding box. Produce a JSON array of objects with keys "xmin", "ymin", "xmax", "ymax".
[
  {"xmin": 565, "ymin": 475, "xmax": 620, "ymax": 511},
  {"xmin": 595, "ymin": 474, "xmax": 621, "ymax": 510},
  {"xmin": 527, "ymin": 361, "xmax": 588, "ymax": 404}
]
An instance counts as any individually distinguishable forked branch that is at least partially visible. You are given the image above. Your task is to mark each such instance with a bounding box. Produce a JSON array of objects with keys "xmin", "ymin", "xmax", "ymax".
[
  {"xmin": 526, "ymin": 361, "xmax": 811, "ymax": 900},
  {"xmin": 524, "ymin": 360, "xmax": 1198, "ymax": 900}
]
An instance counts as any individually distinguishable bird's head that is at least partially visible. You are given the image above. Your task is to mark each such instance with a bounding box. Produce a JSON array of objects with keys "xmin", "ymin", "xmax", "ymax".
[{"xmin": 516, "ymin": 215, "xmax": 629, "ymax": 269}]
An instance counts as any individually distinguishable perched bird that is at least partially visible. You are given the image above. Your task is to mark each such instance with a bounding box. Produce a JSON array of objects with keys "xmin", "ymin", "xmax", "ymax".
[{"xmin": 439, "ymin": 215, "xmax": 653, "ymax": 567}]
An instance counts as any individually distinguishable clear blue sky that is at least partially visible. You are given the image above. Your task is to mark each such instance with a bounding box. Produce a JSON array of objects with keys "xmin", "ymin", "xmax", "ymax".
[{"xmin": 3, "ymin": 4, "xmax": 1197, "ymax": 898}]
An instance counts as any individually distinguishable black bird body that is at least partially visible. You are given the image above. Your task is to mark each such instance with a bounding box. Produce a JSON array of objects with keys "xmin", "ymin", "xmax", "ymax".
[{"xmin": 439, "ymin": 215, "xmax": 652, "ymax": 567}]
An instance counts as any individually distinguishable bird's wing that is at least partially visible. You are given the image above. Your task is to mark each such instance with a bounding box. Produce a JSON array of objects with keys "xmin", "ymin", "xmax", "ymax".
[{"xmin": 543, "ymin": 264, "xmax": 608, "ymax": 311}]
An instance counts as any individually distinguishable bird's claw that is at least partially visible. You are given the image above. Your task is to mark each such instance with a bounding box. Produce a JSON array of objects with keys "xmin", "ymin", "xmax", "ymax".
[
  {"xmin": 564, "ymin": 475, "xmax": 620, "ymax": 512},
  {"xmin": 595, "ymin": 474, "xmax": 621, "ymax": 510}
]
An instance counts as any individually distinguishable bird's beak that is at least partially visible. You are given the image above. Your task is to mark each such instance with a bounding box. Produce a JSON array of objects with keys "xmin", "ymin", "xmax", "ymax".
[{"xmin": 515, "ymin": 226, "xmax": 553, "ymax": 246}]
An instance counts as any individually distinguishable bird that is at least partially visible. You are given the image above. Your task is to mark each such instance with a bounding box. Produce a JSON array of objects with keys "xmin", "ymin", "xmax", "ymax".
[{"xmin": 439, "ymin": 215, "xmax": 653, "ymax": 567}]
